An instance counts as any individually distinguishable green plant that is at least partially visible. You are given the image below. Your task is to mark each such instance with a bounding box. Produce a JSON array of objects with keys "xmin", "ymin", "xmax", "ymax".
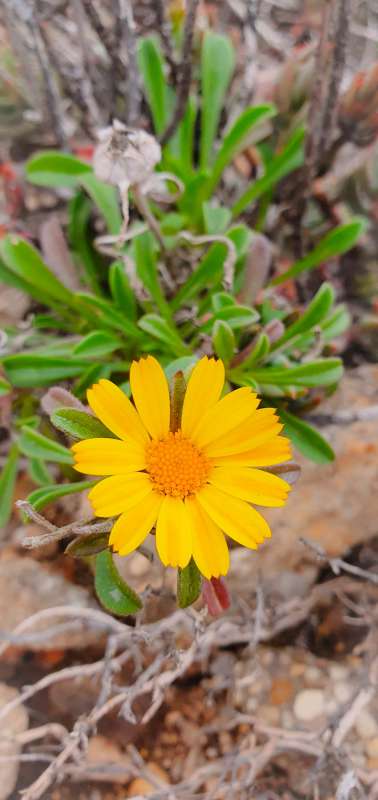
[{"xmin": 0, "ymin": 29, "xmax": 365, "ymax": 611}]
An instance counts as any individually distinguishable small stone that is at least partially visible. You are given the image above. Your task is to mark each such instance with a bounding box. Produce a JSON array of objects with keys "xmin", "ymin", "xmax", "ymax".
[
  {"xmin": 305, "ymin": 666, "xmax": 322, "ymax": 682},
  {"xmin": 128, "ymin": 552, "xmax": 151, "ymax": 578},
  {"xmin": 334, "ymin": 682, "xmax": 353, "ymax": 703},
  {"xmin": 366, "ymin": 738, "xmax": 378, "ymax": 758},
  {"xmin": 355, "ymin": 710, "xmax": 378, "ymax": 739},
  {"xmin": 367, "ymin": 757, "xmax": 378, "ymax": 770},
  {"xmin": 329, "ymin": 664, "xmax": 349, "ymax": 681},
  {"xmin": 293, "ymin": 689, "xmax": 326, "ymax": 721},
  {"xmin": 270, "ymin": 678, "xmax": 294, "ymax": 706}
]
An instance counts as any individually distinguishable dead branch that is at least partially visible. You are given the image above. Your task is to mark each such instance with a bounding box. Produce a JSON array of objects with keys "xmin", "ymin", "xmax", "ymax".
[{"xmin": 118, "ymin": 0, "xmax": 140, "ymax": 126}]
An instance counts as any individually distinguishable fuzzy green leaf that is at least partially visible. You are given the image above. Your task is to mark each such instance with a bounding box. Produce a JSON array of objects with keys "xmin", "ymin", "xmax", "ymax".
[
  {"xmin": 28, "ymin": 480, "xmax": 94, "ymax": 511},
  {"xmin": 2, "ymin": 354, "xmax": 89, "ymax": 387},
  {"xmin": 138, "ymin": 314, "xmax": 190, "ymax": 357},
  {"xmin": 51, "ymin": 408, "xmax": 115, "ymax": 440},
  {"xmin": 212, "ymin": 320, "xmax": 235, "ymax": 363},
  {"xmin": 66, "ymin": 530, "xmax": 110, "ymax": 557},
  {"xmin": 205, "ymin": 104, "xmax": 276, "ymax": 196},
  {"xmin": 26, "ymin": 151, "xmax": 92, "ymax": 188},
  {"xmin": 73, "ymin": 331, "xmax": 122, "ymax": 358},
  {"xmin": 177, "ymin": 559, "xmax": 202, "ymax": 608},
  {"xmin": 18, "ymin": 426, "xmax": 74, "ymax": 464},
  {"xmin": 278, "ymin": 408, "xmax": 335, "ymax": 464},
  {"xmin": 0, "ymin": 444, "xmax": 19, "ymax": 528},
  {"xmin": 232, "ymin": 128, "xmax": 305, "ymax": 216},
  {"xmin": 95, "ymin": 550, "xmax": 142, "ymax": 615},
  {"xmin": 271, "ymin": 220, "xmax": 366, "ymax": 286},
  {"xmin": 200, "ymin": 32, "xmax": 235, "ymax": 168}
]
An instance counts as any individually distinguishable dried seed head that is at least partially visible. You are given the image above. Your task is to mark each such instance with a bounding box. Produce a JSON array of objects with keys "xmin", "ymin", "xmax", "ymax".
[
  {"xmin": 339, "ymin": 64, "xmax": 378, "ymax": 147},
  {"xmin": 93, "ymin": 120, "xmax": 162, "ymax": 187}
]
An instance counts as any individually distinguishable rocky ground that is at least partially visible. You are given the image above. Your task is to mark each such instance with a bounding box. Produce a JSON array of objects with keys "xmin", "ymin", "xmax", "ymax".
[{"xmin": 0, "ymin": 365, "xmax": 377, "ymax": 799}]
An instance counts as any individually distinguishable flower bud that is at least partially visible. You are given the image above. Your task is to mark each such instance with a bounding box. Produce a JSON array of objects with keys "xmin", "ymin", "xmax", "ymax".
[
  {"xmin": 93, "ymin": 121, "xmax": 162, "ymax": 188},
  {"xmin": 339, "ymin": 64, "xmax": 378, "ymax": 147},
  {"xmin": 202, "ymin": 577, "xmax": 231, "ymax": 616}
]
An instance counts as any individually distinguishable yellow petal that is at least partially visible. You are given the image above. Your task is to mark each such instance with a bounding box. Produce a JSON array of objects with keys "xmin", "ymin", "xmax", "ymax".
[
  {"xmin": 87, "ymin": 379, "xmax": 149, "ymax": 445},
  {"xmin": 215, "ymin": 436, "xmax": 292, "ymax": 467},
  {"xmin": 205, "ymin": 407, "xmax": 282, "ymax": 457},
  {"xmin": 209, "ymin": 466, "xmax": 290, "ymax": 507},
  {"xmin": 181, "ymin": 357, "xmax": 225, "ymax": 438},
  {"xmin": 193, "ymin": 388, "xmax": 258, "ymax": 449},
  {"xmin": 185, "ymin": 495, "xmax": 229, "ymax": 579},
  {"xmin": 72, "ymin": 438, "xmax": 145, "ymax": 475},
  {"xmin": 130, "ymin": 356, "xmax": 170, "ymax": 439},
  {"xmin": 155, "ymin": 495, "xmax": 192, "ymax": 568},
  {"xmin": 88, "ymin": 473, "xmax": 153, "ymax": 517},
  {"xmin": 197, "ymin": 484, "xmax": 271, "ymax": 548},
  {"xmin": 109, "ymin": 490, "xmax": 163, "ymax": 555}
]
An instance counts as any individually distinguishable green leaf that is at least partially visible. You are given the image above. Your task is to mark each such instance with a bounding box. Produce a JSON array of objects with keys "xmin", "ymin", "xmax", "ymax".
[
  {"xmin": 28, "ymin": 458, "xmax": 52, "ymax": 486},
  {"xmin": 137, "ymin": 36, "xmax": 172, "ymax": 135},
  {"xmin": 134, "ymin": 232, "xmax": 171, "ymax": 318},
  {"xmin": 68, "ymin": 192, "xmax": 102, "ymax": 295},
  {"xmin": 175, "ymin": 96, "xmax": 197, "ymax": 174},
  {"xmin": 28, "ymin": 480, "xmax": 94, "ymax": 511},
  {"xmin": 109, "ymin": 260, "xmax": 137, "ymax": 320},
  {"xmin": 177, "ymin": 558, "xmax": 202, "ymax": 608},
  {"xmin": 242, "ymin": 332, "xmax": 271, "ymax": 368},
  {"xmin": 200, "ymin": 32, "xmax": 235, "ymax": 169},
  {"xmin": 73, "ymin": 331, "xmax": 122, "ymax": 358},
  {"xmin": 232, "ymin": 128, "xmax": 305, "ymax": 216},
  {"xmin": 202, "ymin": 202, "xmax": 232, "ymax": 234},
  {"xmin": 212, "ymin": 320, "xmax": 235, "ymax": 364},
  {"xmin": 26, "ymin": 151, "xmax": 92, "ymax": 188},
  {"xmin": 80, "ymin": 173, "xmax": 122, "ymax": 234},
  {"xmin": 271, "ymin": 283, "xmax": 335, "ymax": 351},
  {"xmin": 0, "ymin": 377, "xmax": 11, "ymax": 396},
  {"xmin": 75, "ymin": 293, "xmax": 142, "ymax": 339},
  {"xmin": 51, "ymin": 408, "xmax": 115, "ymax": 440},
  {"xmin": 201, "ymin": 304, "xmax": 259, "ymax": 333},
  {"xmin": 278, "ymin": 407, "xmax": 335, "ymax": 464},
  {"xmin": 0, "ymin": 235, "xmax": 74, "ymax": 306},
  {"xmin": 320, "ymin": 304, "xmax": 351, "ymax": 341},
  {"xmin": 138, "ymin": 314, "xmax": 190, "ymax": 357},
  {"xmin": 65, "ymin": 530, "xmax": 110, "ymax": 557},
  {"xmin": 0, "ymin": 444, "xmax": 18, "ymax": 528},
  {"xmin": 248, "ymin": 358, "xmax": 343, "ymax": 388},
  {"xmin": 18, "ymin": 426, "xmax": 74, "ymax": 464},
  {"xmin": 2, "ymin": 354, "xmax": 89, "ymax": 388},
  {"xmin": 205, "ymin": 104, "xmax": 276, "ymax": 196},
  {"xmin": 95, "ymin": 550, "xmax": 142, "ymax": 615},
  {"xmin": 271, "ymin": 219, "xmax": 366, "ymax": 286}
]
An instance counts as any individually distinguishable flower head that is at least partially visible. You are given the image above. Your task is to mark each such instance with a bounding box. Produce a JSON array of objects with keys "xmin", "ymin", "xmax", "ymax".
[{"xmin": 72, "ymin": 356, "xmax": 292, "ymax": 579}]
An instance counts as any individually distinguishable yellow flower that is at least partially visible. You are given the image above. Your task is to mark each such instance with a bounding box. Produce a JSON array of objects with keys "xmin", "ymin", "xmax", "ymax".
[{"xmin": 72, "ymin": 356, "xmax": 292, "ymax": 579}]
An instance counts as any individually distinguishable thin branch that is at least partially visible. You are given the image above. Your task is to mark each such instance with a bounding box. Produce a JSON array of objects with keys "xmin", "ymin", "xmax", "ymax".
[
  {"xmin": 118, "ymin": 0, "xmax": 140, "ymax": 126},
  {"xmin": 153, "ymin": 0, "xmax": 177, "ymax": 78},
  {"xmin": 28, "ymin": 3, "xmax": 67, "ymax": 148},
  {"xmin": 160, "ymin": 0, "xmax": 200, "ymax": 146}
]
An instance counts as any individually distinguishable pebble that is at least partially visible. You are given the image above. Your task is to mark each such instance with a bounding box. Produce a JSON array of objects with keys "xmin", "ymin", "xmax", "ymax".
[
  {"xmin": 355, "ymin": 710, "xmax": 378, "ymax": 739},
  {"xmin": 334, "ymin": 682, "xmax": 353, "ymax": 703},
  {"xmin": 293, "ymin": 689, "xmax": 326, "ymax": 721},
  {"xmin": 128, "ymin": 552, "xmax": 151, "ymax": 578},
  {"xmin": 290, "ymin": 663, "xmax": 306, "ymax": 677},
  {"xmin": 255, "ymin": 704, "xmax": 280, "ymax": 725},
  {"xmin": 305, "ymin": 666, "xmax": 322, "ymax": 682},
  {"xmin": 329, "ymin": 664, "xmax": 349, "ymax": 681}
]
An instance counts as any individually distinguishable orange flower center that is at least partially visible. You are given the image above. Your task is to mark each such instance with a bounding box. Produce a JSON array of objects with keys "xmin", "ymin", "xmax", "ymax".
[{"xmin": 145, "ymin": 430, "xmax": 210, "ymax": 497}]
